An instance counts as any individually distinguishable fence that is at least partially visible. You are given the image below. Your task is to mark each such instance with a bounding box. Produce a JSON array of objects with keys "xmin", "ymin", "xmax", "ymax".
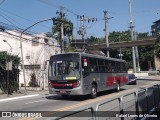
[{"xmin": 49, "ymin": 84, "xmax": 160, "ymax": 120}]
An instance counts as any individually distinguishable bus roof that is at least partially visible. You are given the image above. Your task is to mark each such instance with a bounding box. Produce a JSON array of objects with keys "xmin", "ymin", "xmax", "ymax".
[
  {"xmin": 80, "ymin": 52, "xmax": 126, "ymax": 62},
  {"xmin": 51, "ymin": 52, "xmax": 126, "ymax": 62}
]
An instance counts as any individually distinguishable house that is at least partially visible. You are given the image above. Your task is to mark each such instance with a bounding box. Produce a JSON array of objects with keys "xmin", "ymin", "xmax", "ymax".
[{"xmin": 0, "ymin": 22, "xmax": 60, "ymax": 89}]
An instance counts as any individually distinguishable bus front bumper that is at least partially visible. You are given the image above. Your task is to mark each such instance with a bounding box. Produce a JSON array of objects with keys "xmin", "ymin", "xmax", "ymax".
[{"xmin": 48, "ymin": 87, "xmax": 84, "ymax": 95}]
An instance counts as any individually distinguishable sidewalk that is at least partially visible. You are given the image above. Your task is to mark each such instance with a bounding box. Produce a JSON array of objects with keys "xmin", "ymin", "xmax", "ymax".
[
  {"xmin": 138, "ymin": 75, "xmax": 160, "ymax": 81},
  {"xmin": 0, "ymin": 88, "xmax": 49, "ymax": 102}
]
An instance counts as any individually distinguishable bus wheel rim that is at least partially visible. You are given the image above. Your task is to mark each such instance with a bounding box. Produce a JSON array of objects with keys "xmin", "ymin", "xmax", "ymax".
[
  {"xmin": 92, "ymin": 87, "xmax": 96, "ymax": 95},
  {"xmin": 117, "ymin": 83, "xmax": 120, "ymax": 91}
]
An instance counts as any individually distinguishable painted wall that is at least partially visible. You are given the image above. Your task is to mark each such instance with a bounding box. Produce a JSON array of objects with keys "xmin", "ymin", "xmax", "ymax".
[{"xmin": 0, "ymin": 30, "xmax": 60, "ymax": 89}]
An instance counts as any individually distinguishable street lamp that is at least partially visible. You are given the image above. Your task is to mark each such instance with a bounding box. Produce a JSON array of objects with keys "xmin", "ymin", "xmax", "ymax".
[
  {"xmin": 20, "ymin": 17, "xmax": 55, "ymax": 94},
  {"xmin": 3, "ymin": 40, "xmax": 12, "ymax": 52}
]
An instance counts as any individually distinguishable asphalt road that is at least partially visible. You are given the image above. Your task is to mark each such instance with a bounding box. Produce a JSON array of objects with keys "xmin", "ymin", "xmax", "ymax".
[{"xmin": 0, "ymin": 78, "xmax": 159, "ymax": 120}]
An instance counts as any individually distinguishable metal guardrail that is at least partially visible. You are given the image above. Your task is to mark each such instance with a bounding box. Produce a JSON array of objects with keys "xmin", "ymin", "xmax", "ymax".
[{"xmin": 51, "ymin": 84, "xmax": 160, "ymax": 120}]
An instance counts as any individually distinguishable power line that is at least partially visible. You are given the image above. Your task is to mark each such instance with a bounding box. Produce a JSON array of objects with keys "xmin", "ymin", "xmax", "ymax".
[
  {"xmin": 0, "ymin": 11, "xmax": 26, "ymax": 29},
  {"xmin": 0, "ymin": 0, "xmax": 6, "ymax": 6},
  {"xmin": 36, "ymin": 0, "xmax": 60, "ymax": 8},
  {"xmin": 37, "ymin": 0, "xmax": 80, "ymax": 17},
  {"xmin": 0, "ymin": 8, "xmax": 35, "ymax": 23},
  {"xmin": 0, "ymin": 13, "xmax": 38, "ymax": 35},
  {"xmin": 37, "ymin": 0, "xmax": 100, "ymax": 38},
  {"xmin": 0, "ymin": 13, "xmax": 20, "ymax": 29},
  {"xmin": 0, "ymin": 8, "xmax": 52, "ymax": 33}
]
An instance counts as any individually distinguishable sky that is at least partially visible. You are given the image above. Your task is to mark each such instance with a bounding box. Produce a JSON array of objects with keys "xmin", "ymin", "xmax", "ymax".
[{"xmin": 0, "ymin": 0, "xmax": 160, "ymax": 38}]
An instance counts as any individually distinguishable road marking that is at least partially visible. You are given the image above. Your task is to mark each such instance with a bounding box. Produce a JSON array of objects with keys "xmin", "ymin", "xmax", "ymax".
[
  {"xmin": 19, "ymin": 88, "xmax": 137, "ymax": 120},
  {"xmin": 0, "ymin": 94, "xmax": 39, "ymax": 102},
  {"xmin": 20, "ymin": 82, "xmax": 160, "ymax": 120},
  {"xmin": 25, "ymin": 99, "xmax": 46, "ymax": 104},
  {"xmin": 55, "ymin": 88, "xmax": 137, "ymax": 111}
]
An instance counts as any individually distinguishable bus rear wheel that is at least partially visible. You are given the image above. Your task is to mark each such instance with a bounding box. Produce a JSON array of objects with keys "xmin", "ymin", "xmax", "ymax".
[{"xmin": 90, "ymin": 84, "xmax": 97, "ymax": 99}]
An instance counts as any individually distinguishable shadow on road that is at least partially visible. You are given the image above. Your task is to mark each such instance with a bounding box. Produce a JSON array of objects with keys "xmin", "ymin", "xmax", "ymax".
[{"xmin": 45, "ymin": 88, "xmax": 126, "ymax": 101}]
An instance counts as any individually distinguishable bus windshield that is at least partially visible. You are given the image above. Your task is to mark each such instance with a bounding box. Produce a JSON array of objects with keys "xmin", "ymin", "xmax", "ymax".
[{"xmin": 49, "ymin": 60, "xmax": 80, "ymax": 80}]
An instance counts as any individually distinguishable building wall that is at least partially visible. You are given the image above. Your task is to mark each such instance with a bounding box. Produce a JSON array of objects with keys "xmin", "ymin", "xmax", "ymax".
[{"xmin": 0, "ymin": 29, "xmax": 60, "ymax": 89}]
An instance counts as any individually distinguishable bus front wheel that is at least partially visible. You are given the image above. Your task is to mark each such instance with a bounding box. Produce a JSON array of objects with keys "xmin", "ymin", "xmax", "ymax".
[{"xmin": 90, "ymin": 84, "xmax": 97, "ymax": 99}]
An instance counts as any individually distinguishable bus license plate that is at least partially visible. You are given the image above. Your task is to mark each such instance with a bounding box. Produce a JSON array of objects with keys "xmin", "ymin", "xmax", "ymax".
[{"xmin": 60, "ymin": 90, "xmax": 66, "ymax": 93}]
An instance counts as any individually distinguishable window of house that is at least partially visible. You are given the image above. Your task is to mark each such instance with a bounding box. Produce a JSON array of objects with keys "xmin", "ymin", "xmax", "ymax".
[
  {"xmin": 26, "ymin": 56, "xmax": 30, "ymax": 60},
  {"xmin": 44, "ymin": 38, "xmax": 48, "ymax": 43},
  {"xmin": 32, "ymin": 37, "xmax": 39, "ymax": 46}
]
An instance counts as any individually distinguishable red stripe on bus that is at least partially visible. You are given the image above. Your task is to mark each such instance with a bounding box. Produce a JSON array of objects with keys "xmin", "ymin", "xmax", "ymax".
[{"xmin": 106, "ymin": 76, "xmax": 128, "ymax": 86}]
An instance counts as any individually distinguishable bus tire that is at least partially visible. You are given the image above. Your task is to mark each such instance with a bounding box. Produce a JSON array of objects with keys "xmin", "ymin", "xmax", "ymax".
[
  {"xmin": 90, "ymin": 84, "xmax": 97, "ymax": 99},
  {"xmin": 116, "ymin": 81, "xmax": 120, "ymax": 92}
]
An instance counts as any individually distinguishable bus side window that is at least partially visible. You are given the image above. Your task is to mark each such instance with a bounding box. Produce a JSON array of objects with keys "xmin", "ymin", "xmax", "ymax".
[
  {"xmin": 115, "ymin": 62, "xmax": 121, "ymax": 73},
  {"xmin": 105, "ymin": 60, "xmax": 112, "ymax": 72},
  {"xmin": 98, "ymin": 59, "xmax": 105, "ymax": 72},
  {"xmin": 111, "ymin": 61, "xmax": 115, "ymax": 72},
  {"xmin": 89, "ymin": 58, "xmax": 98, "ymax": 72},
  {"xmin": 122, "ymin": 62, "xmax": 127, "ymax": 72}
]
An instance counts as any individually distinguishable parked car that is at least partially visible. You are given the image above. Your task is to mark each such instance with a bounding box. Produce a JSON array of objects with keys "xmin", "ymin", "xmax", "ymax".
[{"xmin": 128, "ymin": 74, "xmax": 137, "ymax": 85}]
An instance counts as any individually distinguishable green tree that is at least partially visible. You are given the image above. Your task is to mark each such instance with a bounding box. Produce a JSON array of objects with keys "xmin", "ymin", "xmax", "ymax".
[
  {"xmin": 86, "ymin": 31, "xmax": 157, "ymax": 70},
  {"xmin": 0, "ymin": 52, "xmax": 20, "ymax": 93},
  {"xmin": 52, "ymin": 18, "xmax": 73, "ymax": 52},
  {"xmin": 87, "ymin": 36, "xmax": 103, "ymax": 44},
  {"xmin": 108, "ymin": 31, "xmax": 133, "ymax": 68}
]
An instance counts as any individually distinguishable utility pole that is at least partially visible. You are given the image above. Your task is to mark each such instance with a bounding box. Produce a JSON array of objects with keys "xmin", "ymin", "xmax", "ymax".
[
  {"xmin": 103, "ymin": 10, "xmax": 113, "ymax": 57},
  {"xmin": 56, "ymin": 6, "xmax": 65, "ymax": 53},
  {"xmin": 129, "ymin": 0, "xmax": 136, "ymax": 73},
  {"xmin": 134, "ymin": 32, "xmax": 140, "ymax": 72},
  {"xmin": 78, "ymin": 15, "xmax": 97, "ymax": 49},
  {"xmin": 81, "ymin": 15, "xmax": 85, "ymax": 47}
]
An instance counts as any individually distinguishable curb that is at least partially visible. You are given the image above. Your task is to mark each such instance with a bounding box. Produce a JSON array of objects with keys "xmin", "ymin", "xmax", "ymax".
[{"xmin": 0, "ymin": 94, "xmax": 39, "ymax": 102}]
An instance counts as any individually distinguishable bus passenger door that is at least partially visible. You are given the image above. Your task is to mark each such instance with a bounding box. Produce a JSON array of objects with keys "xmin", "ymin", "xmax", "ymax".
[
  {"xmin": 98, "ymin": 59, "xmax": 106, "ymax": 91},
  {"xmin": 81, "ymin": 58, "xmax": 90, "ymax": 94}
]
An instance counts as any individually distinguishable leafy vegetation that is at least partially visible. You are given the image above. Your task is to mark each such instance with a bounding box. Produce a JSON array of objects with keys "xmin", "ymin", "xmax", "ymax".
[
  {"xmin": 52, "ymin": 18, "xmax": 73, "ymax": 52},
  {"xmin": 0, "ymin": 52, "xmax": 20, "ymax": 93},
  {"xmin": 87, "ymin": 30, "xmax": 158, "ymax": 71}
]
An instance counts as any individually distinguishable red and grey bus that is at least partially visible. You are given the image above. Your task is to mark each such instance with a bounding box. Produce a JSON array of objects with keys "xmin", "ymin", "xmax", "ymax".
[{"xmin": 48, "ymin": 52, "xmax": 128, "ymax": 98}]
